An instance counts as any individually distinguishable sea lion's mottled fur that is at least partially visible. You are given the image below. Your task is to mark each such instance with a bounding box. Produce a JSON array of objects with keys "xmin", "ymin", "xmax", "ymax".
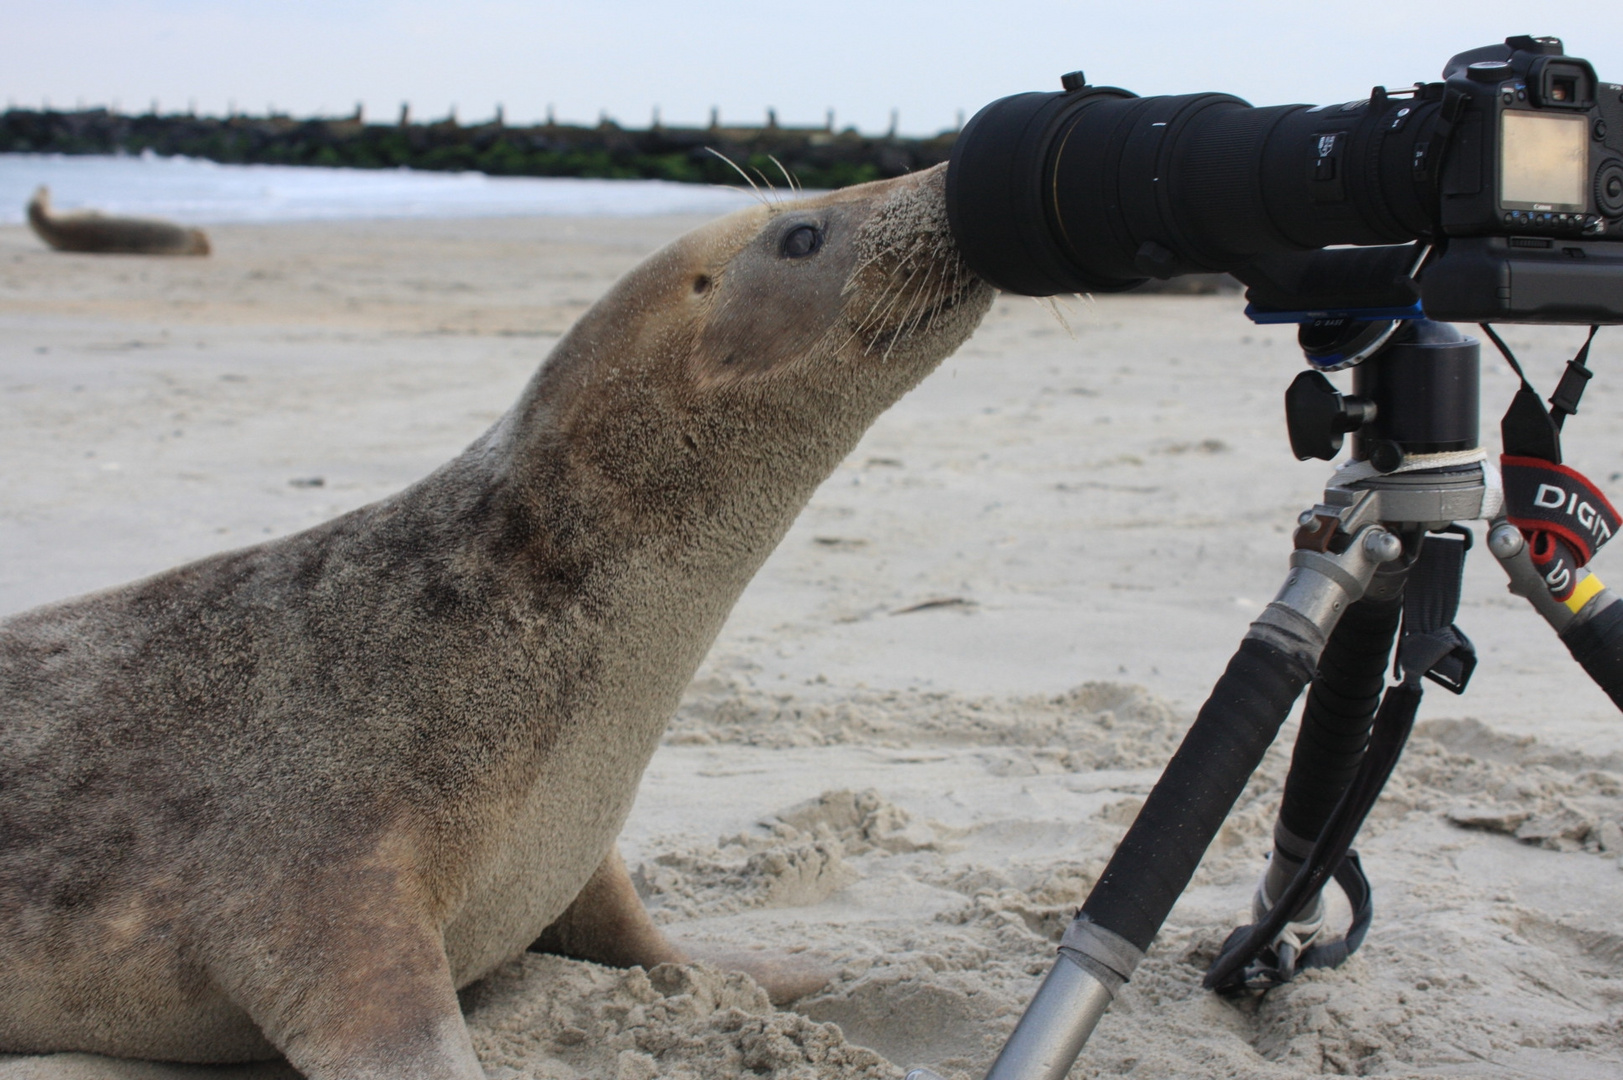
[
  {"xmin": 26, "ymin": 186, "xmax": 211, "ymax": 255},
  {"xmin": 0, "ymin": 166, "xmax": 991, "ymax": 1079}
]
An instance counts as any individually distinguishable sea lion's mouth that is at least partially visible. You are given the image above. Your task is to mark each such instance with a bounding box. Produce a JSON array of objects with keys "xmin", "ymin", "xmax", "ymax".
[
  {"xmin": 859, "ymin": 270, "xmax": 987, "ymax": 356},
  {"xmin": 837, "ymin": 166, "xmax": 990, "ymax": 359},
  {"xmin": 904, "ymin": 279, "xmax": 969, "ymax": 327}
]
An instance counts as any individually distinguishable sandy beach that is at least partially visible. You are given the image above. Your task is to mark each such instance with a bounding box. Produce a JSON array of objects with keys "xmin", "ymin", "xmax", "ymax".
[{"xmin": 2, "ymin": 212, "xmax": 1622, "ymax": 1079}]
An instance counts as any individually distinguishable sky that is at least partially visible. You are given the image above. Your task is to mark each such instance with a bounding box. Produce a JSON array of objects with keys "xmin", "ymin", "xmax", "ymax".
[{"xmin": 4, "ymin": 1, "xmax": 1621, "ymax": 137}]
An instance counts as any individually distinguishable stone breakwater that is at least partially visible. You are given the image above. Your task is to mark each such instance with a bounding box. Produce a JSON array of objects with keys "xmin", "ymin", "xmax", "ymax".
[{"xmin": 0, "ymin": 108, "xmax": 958, "ymax": 190}]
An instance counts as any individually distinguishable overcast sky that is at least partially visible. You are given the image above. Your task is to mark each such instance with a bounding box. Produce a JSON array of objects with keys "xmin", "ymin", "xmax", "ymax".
[{"xmin": 4, "ymin": 1, "xmax": 1620, "ymax": 136}]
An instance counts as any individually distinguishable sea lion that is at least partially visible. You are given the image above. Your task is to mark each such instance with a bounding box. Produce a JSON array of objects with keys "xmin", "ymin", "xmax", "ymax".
[
  {"xmin": 26, "ymin": 185, "xmax": 211, "ymax": 255},
  {"xmin": 0, "ymin": 164, "xmax": 992, "ymax": 1078}
]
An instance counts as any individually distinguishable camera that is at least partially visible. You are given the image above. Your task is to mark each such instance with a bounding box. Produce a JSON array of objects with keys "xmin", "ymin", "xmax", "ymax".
[{"xmin": 946, "ymin": 36, "xmax": 1623, "ymax": 325}]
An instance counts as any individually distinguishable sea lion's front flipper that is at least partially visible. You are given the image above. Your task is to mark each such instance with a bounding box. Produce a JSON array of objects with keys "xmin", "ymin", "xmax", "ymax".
[
  {"xmin": 530, "ymin": 845, "xmax": 685, "ymax": 970},
  {"xmin": 210, "ymin": 882, "xmax": 483, "ymax": 1080},
  {"xmin": 532, "ymin": 845, "xmax": 836, "ymax": 1005}
]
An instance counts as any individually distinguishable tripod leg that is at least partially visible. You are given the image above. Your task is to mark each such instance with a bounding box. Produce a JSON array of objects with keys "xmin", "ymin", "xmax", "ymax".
[
  {"xmin": 1263, "ymin": 577, "xmax": 1406, "ymax": 918},
  {"xmin": 1207, "ymin": 528, "xmax": 1476, "ymax": 993},
  {"xmin": 1489, "ymin": 518, "xmax": 1623, "ymax": 710},
  {"xmin": 974, "ymin": 521, "xmax": 1404, "ymax": 1080}
]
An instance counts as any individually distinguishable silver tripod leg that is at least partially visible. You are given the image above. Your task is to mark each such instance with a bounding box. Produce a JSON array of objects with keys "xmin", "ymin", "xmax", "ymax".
[
  {"xmin": 903, "ymin": 959, "xmax": 1111, "ymax": 1080},
  {"xmin": 1487, "ymin": 515, "xmax": 1620, "ymax": 632}
]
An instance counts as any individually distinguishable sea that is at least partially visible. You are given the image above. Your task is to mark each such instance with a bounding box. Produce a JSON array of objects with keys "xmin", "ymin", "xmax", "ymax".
[{"xmin": 0, "ymin": 151, "xmax": 757, "ymax": 224}]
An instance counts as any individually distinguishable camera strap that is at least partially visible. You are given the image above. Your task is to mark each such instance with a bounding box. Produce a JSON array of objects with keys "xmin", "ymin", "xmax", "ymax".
[
  {"xmin": 1481, "ymin": 323, "xmax": 1601, "ymax": 461},
  {"xmin": 1482, "ymin": 324, "xmax": 1617, "ymax": 600},
  {"xmin": 1500, "ymin": 456, "xmax": 1621, "ymax": 601}
]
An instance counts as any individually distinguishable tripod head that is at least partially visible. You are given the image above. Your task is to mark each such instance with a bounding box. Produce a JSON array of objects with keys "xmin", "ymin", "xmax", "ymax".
[{"xmin": 1285, "ymin": 320, "xmax": 1480, "ymax": 473}]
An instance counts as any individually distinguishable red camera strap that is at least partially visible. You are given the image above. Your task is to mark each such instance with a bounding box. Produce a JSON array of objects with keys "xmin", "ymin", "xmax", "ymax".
[
  {"xmin": 1502, "ymin": 455, "xmax": 1621, "ymax": 599},
  {"xmin": 1484, "ymin": 323, "xmax": 1614, "ymax": 602}
]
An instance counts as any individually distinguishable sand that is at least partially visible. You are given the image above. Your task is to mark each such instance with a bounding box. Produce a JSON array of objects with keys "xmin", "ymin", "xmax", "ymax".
[{"xmin": 1, "ymin": 213, "xmax": 1621, "ymax": 1079}]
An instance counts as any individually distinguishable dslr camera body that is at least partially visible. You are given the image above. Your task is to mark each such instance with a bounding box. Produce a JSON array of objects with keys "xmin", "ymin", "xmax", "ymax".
[{"xmin": 947, "ymin": 35, "xmax": 1623, "ymax": 324}]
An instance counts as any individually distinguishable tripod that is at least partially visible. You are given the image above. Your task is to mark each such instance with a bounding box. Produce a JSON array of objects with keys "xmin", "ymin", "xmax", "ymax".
[{"xmin": 908, "ymin": 318, "xmax": 1623, "ymax": 1080}]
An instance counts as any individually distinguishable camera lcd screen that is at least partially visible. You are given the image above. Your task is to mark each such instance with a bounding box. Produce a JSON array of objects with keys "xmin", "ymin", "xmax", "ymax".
[{"xmin": 1500, "ymin": 111, "xmax": 1589, "ymax": 211}]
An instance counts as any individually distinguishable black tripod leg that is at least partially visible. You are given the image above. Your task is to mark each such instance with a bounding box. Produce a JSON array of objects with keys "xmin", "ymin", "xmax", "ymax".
[
  {"xmin": 1265, "ymin": 579, "xmax": 1406, "ymax": 911},
  {"xmin": 1209, "ymin": 530, "xmax": 1475, "ymax": 993},
  {"xmin": 954, "ymin": 638, "xmax": 1314, "ymax": 1080},
  {"xmin": 1204, "ymin": 622, "xmax": 1464, "ymax": 993},
  {"xmin": 1562, "ymin": 602, "xmax": 1623, "ymax": 709},
  {"xmin": 1080, "ymin": 637, "xmax": 1314, "ymax": 948}
]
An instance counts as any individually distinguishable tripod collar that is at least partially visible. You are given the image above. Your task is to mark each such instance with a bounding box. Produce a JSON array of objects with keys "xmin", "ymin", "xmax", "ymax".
[{"xmin": 1331, "ymin": 446, "xmax": 1489, "ymax": 486}]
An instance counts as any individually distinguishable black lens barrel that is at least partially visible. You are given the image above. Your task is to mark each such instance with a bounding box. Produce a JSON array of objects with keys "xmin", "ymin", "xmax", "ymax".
[
  {"xmin": 948, "ymin": 85, "xmax": 1442, "ymax": 296},
  {"xmin": 945, "ymin": 88, "xmax": 1142, "ymax": 296}
]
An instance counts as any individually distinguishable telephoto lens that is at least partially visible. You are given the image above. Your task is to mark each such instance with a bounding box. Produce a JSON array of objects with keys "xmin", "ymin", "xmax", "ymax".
[
  {"xmin": 947, "ymin": 38, "xmax": 1623, "ymax": 324},
  {"xmin": 945, "ymin": 82, "xmax": 1442, "ymax": 296}
]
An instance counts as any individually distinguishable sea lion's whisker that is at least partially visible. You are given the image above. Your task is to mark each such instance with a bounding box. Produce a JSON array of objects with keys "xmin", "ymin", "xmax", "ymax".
[
  {"xmin": 899, "ymin": 261, "xmax": 940, "ymax": 336},
  {"xmin": 921, "ymin": 274, "xmax": 951, "ymax": 335},
  {"xmin": 852, "ymin": 265, "xmax": 916, "ymax": 338},
  {"xmin": 846, "ymin": 239, "xmax": 915, "ymax": 284},
  {"xmin": 747, "ymin": 164, "xmax": 782, "ymax": 203},
  {"xmin": 767, "ymin": 155, "xmax": 801, "ymax": 195},
  {"xmin": 887, "ymin": 262, "xmax": 943, "ymax": 360},
  {"xmin": 832, "ymin": 273, "xmax": 897, "ymax": 352},
  {"xmin": 914, "ymin": 252, "xmax": 972, "ymax": 338},
  {"xmin": 837, "ymin": 174, "xmax": 975, "ymax": 352},
  {"xmin": 843, "ymin": 248, "xmax": 908, "ymax": 295},
  {"xmin": 1036, "ymin": 295, "xmax": 1078, "ymax": 339},
  {"xmin": 704, "ymin": 148, "xmax": 769, "ymax": 205},
  {"xmin": 868, "ymin": 265, "xmax": 932, "ymax": 359},
  {"xmin": 856, "ymin": 264, "xmax": 925, "ymax": 347}
]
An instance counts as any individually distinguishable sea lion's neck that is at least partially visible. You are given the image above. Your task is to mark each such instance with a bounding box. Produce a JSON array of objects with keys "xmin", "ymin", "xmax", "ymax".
[{"xmin": 483, "ymin": 335, "xmax": 853, "ymax": 596}]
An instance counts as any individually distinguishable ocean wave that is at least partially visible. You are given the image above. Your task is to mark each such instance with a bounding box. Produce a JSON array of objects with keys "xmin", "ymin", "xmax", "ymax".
[{"xmin": 0, "ymin": 151, "xmax": 756, "ymax": 224}]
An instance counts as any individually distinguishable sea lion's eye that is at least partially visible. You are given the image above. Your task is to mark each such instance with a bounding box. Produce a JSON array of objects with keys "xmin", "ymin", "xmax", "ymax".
[{"xmin": 780, "ymin": 224, "xmax": 823, "ymax": 259}]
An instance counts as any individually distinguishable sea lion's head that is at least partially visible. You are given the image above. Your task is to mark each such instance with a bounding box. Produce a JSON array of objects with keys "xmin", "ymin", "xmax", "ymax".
[
  {"xmin": 509, "ymin": 164, "xmax": 995, "ymax": 532},
  {"xmin": 676, "ymin": 162, "xmax": 992, "ymax": 390}
]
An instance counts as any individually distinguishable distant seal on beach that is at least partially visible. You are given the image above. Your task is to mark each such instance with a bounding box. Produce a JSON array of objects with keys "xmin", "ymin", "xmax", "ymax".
[
  {"xmin": 0, "ymin": 164, "xmax": 991, "ymax": 1079},
  {"xmin": 26, "ymin": 185, "xmax": 211, "ymax": 255}
]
